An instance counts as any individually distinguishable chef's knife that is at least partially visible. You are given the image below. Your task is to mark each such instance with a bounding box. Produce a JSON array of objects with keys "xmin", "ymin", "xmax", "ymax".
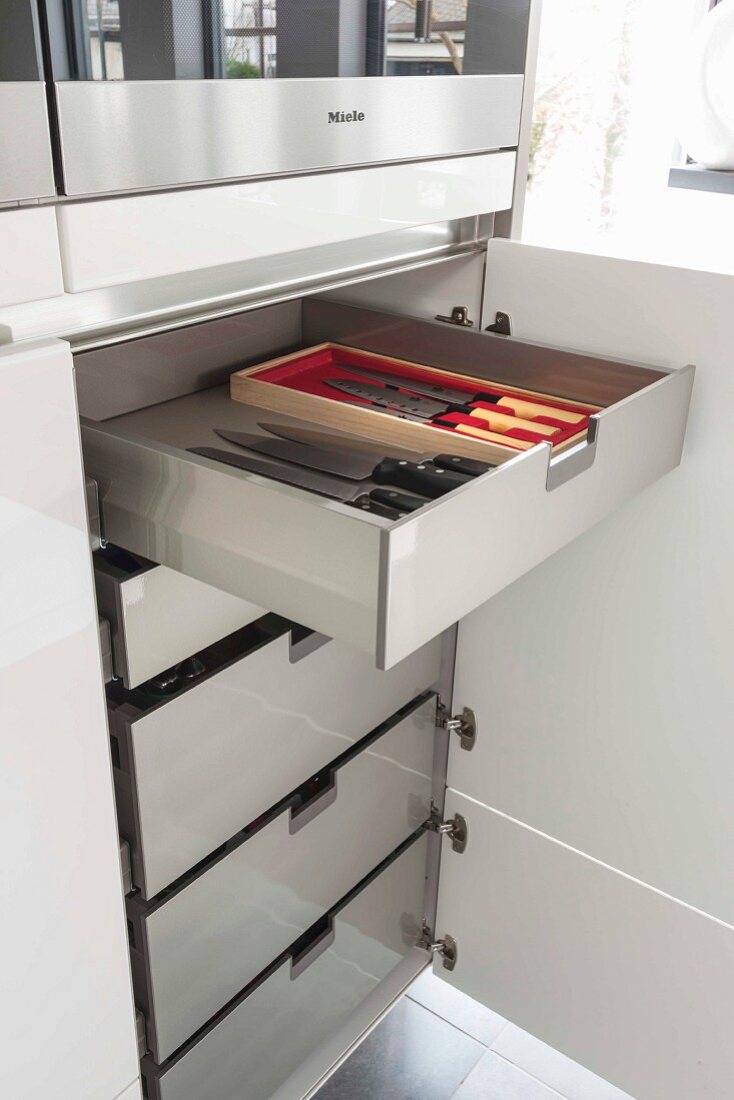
[
  {"xmin": 326, "ymin": 377, "xmax": 461, "ymax": 419},
  {"xmin": 337, "ymin": 362, "xmax": 587, "ymax": 424},
  {"xmin": 257, "ymin": 422, "xmax": 493, "ymax": 478},
  {"xmin": 191, "ymin": 444, "xmax": 469, "ymax": 499},
  {"xmin": 212, "ymin": 429, "xmax": 473, "ymax": 499},
  {"xmin": 188, "ymin": 448, "xmax": 428, "ymax": 514}
]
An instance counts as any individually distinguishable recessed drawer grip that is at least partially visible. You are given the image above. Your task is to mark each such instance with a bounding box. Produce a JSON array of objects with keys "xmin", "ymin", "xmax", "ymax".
[
  {"xmin": 290, "ymin": 923, "xmax": 336, "ymax": 980},
  {"xmin": 289, "ymin": 627, "xmax": 332, "ymax": 664},
  {"xmin": 289, "ymin": 775, "xmax": 338, "ymax": 834},
  {"xmin": 546, "ymin": 416, "xmax": 600, "ymax": 492}
]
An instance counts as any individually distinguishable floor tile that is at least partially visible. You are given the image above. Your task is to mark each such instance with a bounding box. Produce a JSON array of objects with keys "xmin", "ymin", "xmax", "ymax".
[
  {"xmin": 491, "ymin": 1025, "xmax": 635, "ymax": 1100},
  {"xmin": 452, "ymin": 1050, "xmax": 564, "ymax": 1100},
  {"xmin": 406, "ymin": 968, "xmax": 508, "ymax": 1047},
  {"xmin": 314, "ymin": 996, "xmax": 484, "ymax": 1100}
]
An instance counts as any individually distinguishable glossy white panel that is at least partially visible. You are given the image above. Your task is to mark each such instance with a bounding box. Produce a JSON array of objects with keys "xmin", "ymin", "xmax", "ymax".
[
  {"xmin": 56, "ymin": 153, "xmax": 515, "ymax": 292},
  {"xmin": 0, "ymin": 207, "xmax": 63, "ymax": 307},
  {"xmin": 455, "ymin": 241, "xmax": 734, "ymax": 924},
  {"xmin": 119, "ymin": 631, "xmax": 441, "ymax": 897},
  {"xmin": 0, "ymin": 340, "xmax": 138, "ymax": 1100},
  {"xmin": 141, "ymin": 698, "xmax": 435, "ymax": 1061},
  {"xmin": 94, "ymin": 558, "xmax": 265, "ymax": 688},
  {"xmin": 116, "ymin": 1082, "xmax": 143, "ymax": 1100},
  {"xmin": 0, "ymin": 84, "xmax": 55, "ymax": 203},
  {"xmin": 149, "ymin": 836, "xmax": 428, "ymax": 1100},
  {"xmin": 435, "ymin": 796, "xmax": 734, "ymax": 1100}
]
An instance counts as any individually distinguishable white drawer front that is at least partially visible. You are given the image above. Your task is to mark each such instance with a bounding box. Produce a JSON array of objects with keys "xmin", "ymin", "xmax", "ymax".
[
  {"xmin": 82, "ymin": 302, "xmax": 694, "ymax": 670},
  {"xmin": 95, "ymin": 550, "xmax": 265, "ymax": 688},
  {"xmin": 135, "ymin": 697, "xmax": 435, "ymax": 1062},
  {"xmin": 143, "ymin": 834, "xmax": 428, "ymax": 1100},
  {"xmin": 113, "ymin": 626, "xmax": 441, "ymax": 898}
]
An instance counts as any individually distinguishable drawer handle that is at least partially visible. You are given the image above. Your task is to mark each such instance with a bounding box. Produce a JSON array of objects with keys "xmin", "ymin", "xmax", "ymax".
[
  {"xmin": 546, "ymin": 416, "xmax": 599, "ymax": 491},
  {"xmin": 290, "ymin": 924, "xmax": 335, "ymax": 980},
  {"xmin": 289, "ymin": 776, "xmax": 338, "ymax": 834},
  {"xmin": 289, "ymin": 628, "xmax": 332, "ymax": 664}
]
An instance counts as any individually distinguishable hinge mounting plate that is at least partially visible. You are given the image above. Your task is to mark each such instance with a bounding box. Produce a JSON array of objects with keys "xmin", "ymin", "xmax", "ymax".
[
  {"xmin": 435, "ymin": 304, "xmax": 474, "ymax": 328},
  {"xmin": 425, "ymin": 806, "xmax": 468, "ymax": 854},
  {"xmin": 418, "ymin": 922, "xmax": 457, "ymax": 971},
  {"xmin": 485, "ymin": 310, "xmax": 512, "ymax": 336},
  {"xmin": 437, "ymin": 701, "xmax": 477, "ymax": 751}
]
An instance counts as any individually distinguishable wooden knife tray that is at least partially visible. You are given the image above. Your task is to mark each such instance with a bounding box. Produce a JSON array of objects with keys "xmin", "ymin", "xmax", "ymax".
[{"xmin": 230, "ymin": 343, "xmax": 600, "ymax": 466}]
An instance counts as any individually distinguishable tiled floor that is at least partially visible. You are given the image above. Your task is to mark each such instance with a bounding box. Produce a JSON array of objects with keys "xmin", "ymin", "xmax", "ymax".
[{"xmin": 315, "ymin": 969, "xmax": 634, "ymax": 1100}]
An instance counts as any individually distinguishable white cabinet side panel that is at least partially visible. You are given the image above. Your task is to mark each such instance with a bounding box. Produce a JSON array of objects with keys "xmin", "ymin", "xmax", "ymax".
[
  {"xmin": 0, "ymin": 340, "xmax": 139, "ymax": 1100},
  {"xmin": 436, "ymin": 796, "xmax": 734, "ymax": 1100},
  {"xmin": 451, "ymin": 240, "xmax": 734, "ymax": 923},
  {"xmin": 0, "ymin": 207, "xmax": 64, "ymax": 307},
  {"xmin": 56, "ymin": 153, "xmax": 515, "ymax": 292}
]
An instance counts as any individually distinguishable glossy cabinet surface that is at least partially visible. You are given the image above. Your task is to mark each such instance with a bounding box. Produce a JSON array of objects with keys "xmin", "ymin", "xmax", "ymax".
[
  {"xmin": 143, "ymin": 835, "xmax": 429, "ymax": 1100},
  {"xmin": 113, "ymin": 626, "xmax": 441, "ymax": 898},
  {"xmin": 133, "ymin": 696, "xmax": 436, "ymax": 1062}
]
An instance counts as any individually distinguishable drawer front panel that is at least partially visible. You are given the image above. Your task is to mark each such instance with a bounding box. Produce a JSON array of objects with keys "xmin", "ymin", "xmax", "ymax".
[
  {"xmin": 94, "ymin": 555, "xmax": 265, "ymax": 689},
  {"xmin": 139, "ymin": 698, "xmax": 435, "ymax": 1062},
  {"xmin": 116, "ymin": 630, "xmax": 441, "ymax": 898},
  {"xmin": 145, "ymin": 834, "xmax": 428, "ymax": 1100},
  {"xmin": 81, "ymin": 302, "xmax": 694, "ymax": 670}
]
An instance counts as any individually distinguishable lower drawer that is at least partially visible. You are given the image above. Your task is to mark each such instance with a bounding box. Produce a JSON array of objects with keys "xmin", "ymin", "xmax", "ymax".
[
  {"xmin": 112, "ymin": 621, "xmax": 441, "ymax": 899},
  {"xmin": 94, "ymin": 545, "xmax": 265, "ymax": 689},
  {"xmin": 142, "ymin": 833, "xmax": 429, "ymax": 1100},
  {"xmin": 131, "ymin": 695, "xmax": 436, "ymax": 1063}
]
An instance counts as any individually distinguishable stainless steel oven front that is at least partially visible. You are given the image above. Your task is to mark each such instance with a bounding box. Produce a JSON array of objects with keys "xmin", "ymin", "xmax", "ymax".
[{"xmin": 43, "ymin": 0, "xmax": 531, "ymax": 196}]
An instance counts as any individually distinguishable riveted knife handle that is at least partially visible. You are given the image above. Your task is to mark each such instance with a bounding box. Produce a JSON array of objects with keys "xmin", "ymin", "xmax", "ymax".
[
  {"xmin": 433, "ymin": 454, "xmax": 493, "ymax": 477},
  {"xmin": 370, "ymin": 488, "xmax": 427, "ymax": 513},
  {"xmin": 372, "ymin": 459, "xmax": 471, "ymax": 499},
  {"xmin": 350, "ymin": 495, "xmax": 405, "ymax": 519}
]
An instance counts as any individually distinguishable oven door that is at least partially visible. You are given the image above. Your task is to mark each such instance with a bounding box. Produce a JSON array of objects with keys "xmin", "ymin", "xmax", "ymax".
[{"xmin": 47, "ymin": 0, "xmax": 530, "ymax": 196}]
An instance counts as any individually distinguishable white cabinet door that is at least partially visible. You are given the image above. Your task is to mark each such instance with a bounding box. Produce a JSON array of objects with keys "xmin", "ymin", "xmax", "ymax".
[
  {"xmin": 434, "ymin": 242, "xmax": 734, "ymax": 1100},
  {"xmin": 0, "ymin": 339, "xmax": 139, "ymax": 1100}
]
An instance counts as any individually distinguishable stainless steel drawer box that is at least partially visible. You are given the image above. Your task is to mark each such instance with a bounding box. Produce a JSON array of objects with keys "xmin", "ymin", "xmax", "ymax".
[
  {"xmin": 130, "ymin": 695, "xmax": 436, "ymax": 1063},
  {"xmin": 141, "ymin": 833, "xmax": 428, "ymax": 1100},
  {"xmin": 80, "ymin": 301, "xmax": 695, "ymax": 671},
  {"xmin": 112, "ymin": 621, "xmax": 441, "ymax": 899},
  {"xmin": 94, "ymin": 545, "xmax": 265, "ymax": 689}
]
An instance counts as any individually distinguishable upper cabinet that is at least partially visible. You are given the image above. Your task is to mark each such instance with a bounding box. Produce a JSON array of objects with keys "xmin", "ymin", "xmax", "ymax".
[
  {"xmin": 0, "ymin": 1, "xmax": 55, "ymax": 203},
  {"xmin": 42, "ymin": 0, "xmax": 531, "ymax": 195}
]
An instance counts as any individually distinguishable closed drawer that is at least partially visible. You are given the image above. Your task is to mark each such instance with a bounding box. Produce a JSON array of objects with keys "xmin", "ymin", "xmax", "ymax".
[
  {"xmin": 141, "ymin": 832, "xmax": 428, "ymax": 1100},
  {"xmin": 81, "ymin": 301, "xmax": 695, "ymax": 671},
  {"xmin": 112, "ymin": 620, "xmax": 441, "ymax": 899},
  {"xmin": 94, "ymin": 545, "xmax": 265, "ymax": 689},
  {"xmin": 130, "ymin": 694, "xmax": 435, "ymax": 1062}
]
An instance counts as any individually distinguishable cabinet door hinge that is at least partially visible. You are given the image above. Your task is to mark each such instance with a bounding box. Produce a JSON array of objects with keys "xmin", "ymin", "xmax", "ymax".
[
  {"xmin": 417, "ymin": 922, "xmax": 458, "ymax": 971},
  {"xmin": 424, "ymin": 804, "xmax": 468, "ymax": 854},
  {"xmin": 437, "ymin": 700, "xmax": 477, "ymax": 751},
  {"xmin": 435, "ymin": 304, "xmax": 474, "ymax": 328},
  {"xmin": 485, "ymin": 310, "xmax": 512, "ymax": 336}
]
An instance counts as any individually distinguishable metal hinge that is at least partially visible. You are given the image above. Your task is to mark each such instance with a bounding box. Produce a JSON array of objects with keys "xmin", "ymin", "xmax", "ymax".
[
  {"xmin": 418, "ymin": 922, "xmax": 458, "ymax": 972},
  {"xmin": 485, "ymin": 310, "xmax": 512, "ymax": 336},
  {"xmin": 437, "ymin": 701, "xmax": 477, "ymax": 751},
  {"xmin": 435, "ymin": 304, "xmax": 474, "ymax": 328},
  {"xmin": 424, "ymin": 805, "xmax": 468, "ymax": 853}
]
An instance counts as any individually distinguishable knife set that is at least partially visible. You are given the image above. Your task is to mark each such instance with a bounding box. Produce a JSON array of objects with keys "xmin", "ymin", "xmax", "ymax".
[{"xmin": 230, "ymin": 343, "xmax": 598, "ymax": 467}]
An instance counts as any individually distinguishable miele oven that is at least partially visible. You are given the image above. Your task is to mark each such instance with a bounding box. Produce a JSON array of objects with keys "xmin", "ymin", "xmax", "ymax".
[{"xmin": 24, "ymin": 0, "xmax": 531, "ymax": 197}]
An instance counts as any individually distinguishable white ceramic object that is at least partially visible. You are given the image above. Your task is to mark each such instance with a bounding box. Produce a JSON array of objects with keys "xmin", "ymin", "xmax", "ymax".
[{"xmin": 676, "ymin": 0, "xmax": 734, "ymax": 169}]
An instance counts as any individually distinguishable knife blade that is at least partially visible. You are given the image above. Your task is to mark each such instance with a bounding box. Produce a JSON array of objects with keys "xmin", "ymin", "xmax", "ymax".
[
  {"xmin": 193, "ymin": 442, "xmax": 470, "ymax": 499},
  {"xmin": 326, "ymin": 378, "xmax": 455, "ymax": 419},
  {"xmin": 337, "ymin": 362, "xmax": 588, "ymax": 424},
  {"xmin": 188, "ymin": 448, "xmax": 427, "ymax": 514},
  {"xmin": 257, "ymin": 423, "xmax": 493, "ymax": 478}
]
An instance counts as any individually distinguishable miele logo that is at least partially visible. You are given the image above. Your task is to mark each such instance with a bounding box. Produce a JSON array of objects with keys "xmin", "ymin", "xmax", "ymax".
[{"xmin": 328, "ymin": 110, "xmax": 366, "ymax": 124}]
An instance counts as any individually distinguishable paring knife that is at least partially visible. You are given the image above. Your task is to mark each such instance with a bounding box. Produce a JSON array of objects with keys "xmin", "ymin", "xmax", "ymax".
[
  {"xmin": 188, "ymin": 448, "xmax": 428, "ymax": 514},
  {"xmin": 257, "ymin": 422, "xmax": 493, "ymax": 478},
  {"xmin": 337, "ymin": 362, "xmax": 587, "ymax": 424},
  {"xmin": 210, "ymin": 430, "xmax": 472, "ymax": 498}
]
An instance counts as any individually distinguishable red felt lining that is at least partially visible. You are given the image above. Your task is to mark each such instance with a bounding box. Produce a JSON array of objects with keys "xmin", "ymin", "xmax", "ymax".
[{"xmin": 250, "ymin": 346, "xmax": 591, "ymax": 447}]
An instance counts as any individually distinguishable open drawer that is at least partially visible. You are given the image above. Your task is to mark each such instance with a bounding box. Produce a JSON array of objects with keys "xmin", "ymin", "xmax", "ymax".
[{"xmin": 80, "ymin": 300, "xmax": 695, "ymax": 669}]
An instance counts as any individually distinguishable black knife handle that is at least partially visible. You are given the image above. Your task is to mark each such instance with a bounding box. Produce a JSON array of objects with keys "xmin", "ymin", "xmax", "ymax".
[
  {"xmin": 432, "ymin": 454, "xmax": 493, "ymax": 477},
  {"xmin": 470, "ymin": 391, "xmax": 501, "ymax": 404},
  {"xmin": 372, "ymin": 459, "xmax": 471, "ymax": 499},
  {"xmin": 350, "ymin": 495, "xmax": 406, "ymax": 520},
  {"xmin": 370, "ymin": 488, "xmax": 427, "ymax": 513}
]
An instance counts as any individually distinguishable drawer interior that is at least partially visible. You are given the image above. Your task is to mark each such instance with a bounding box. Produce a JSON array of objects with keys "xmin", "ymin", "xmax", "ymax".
[{"xmin": 79, "ymin": 296, "xmax": 692, "ymax": 668}]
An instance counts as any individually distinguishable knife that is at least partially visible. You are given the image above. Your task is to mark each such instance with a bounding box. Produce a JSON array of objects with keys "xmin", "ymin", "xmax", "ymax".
[
  {"xmin": 188, "ymin": 448, "xmax": 429, "ymax": 514},
  {"xmin": 192, "ymin": 443, "xmax": 470, "ymax": 499},
  {"xmin": 256, "ymin": 423, "xmax": 493, "ymax": 478},
  {"xmin": 326, "ymin": 377, "xmax": 460, "ymax": 419},
  {"xmin": 213, "ymin": 429, "xmax": 477, "ymax": 495},
  {"xmin": 337, "ymin": 362, "xmax": 588, "ymax": 424}
]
